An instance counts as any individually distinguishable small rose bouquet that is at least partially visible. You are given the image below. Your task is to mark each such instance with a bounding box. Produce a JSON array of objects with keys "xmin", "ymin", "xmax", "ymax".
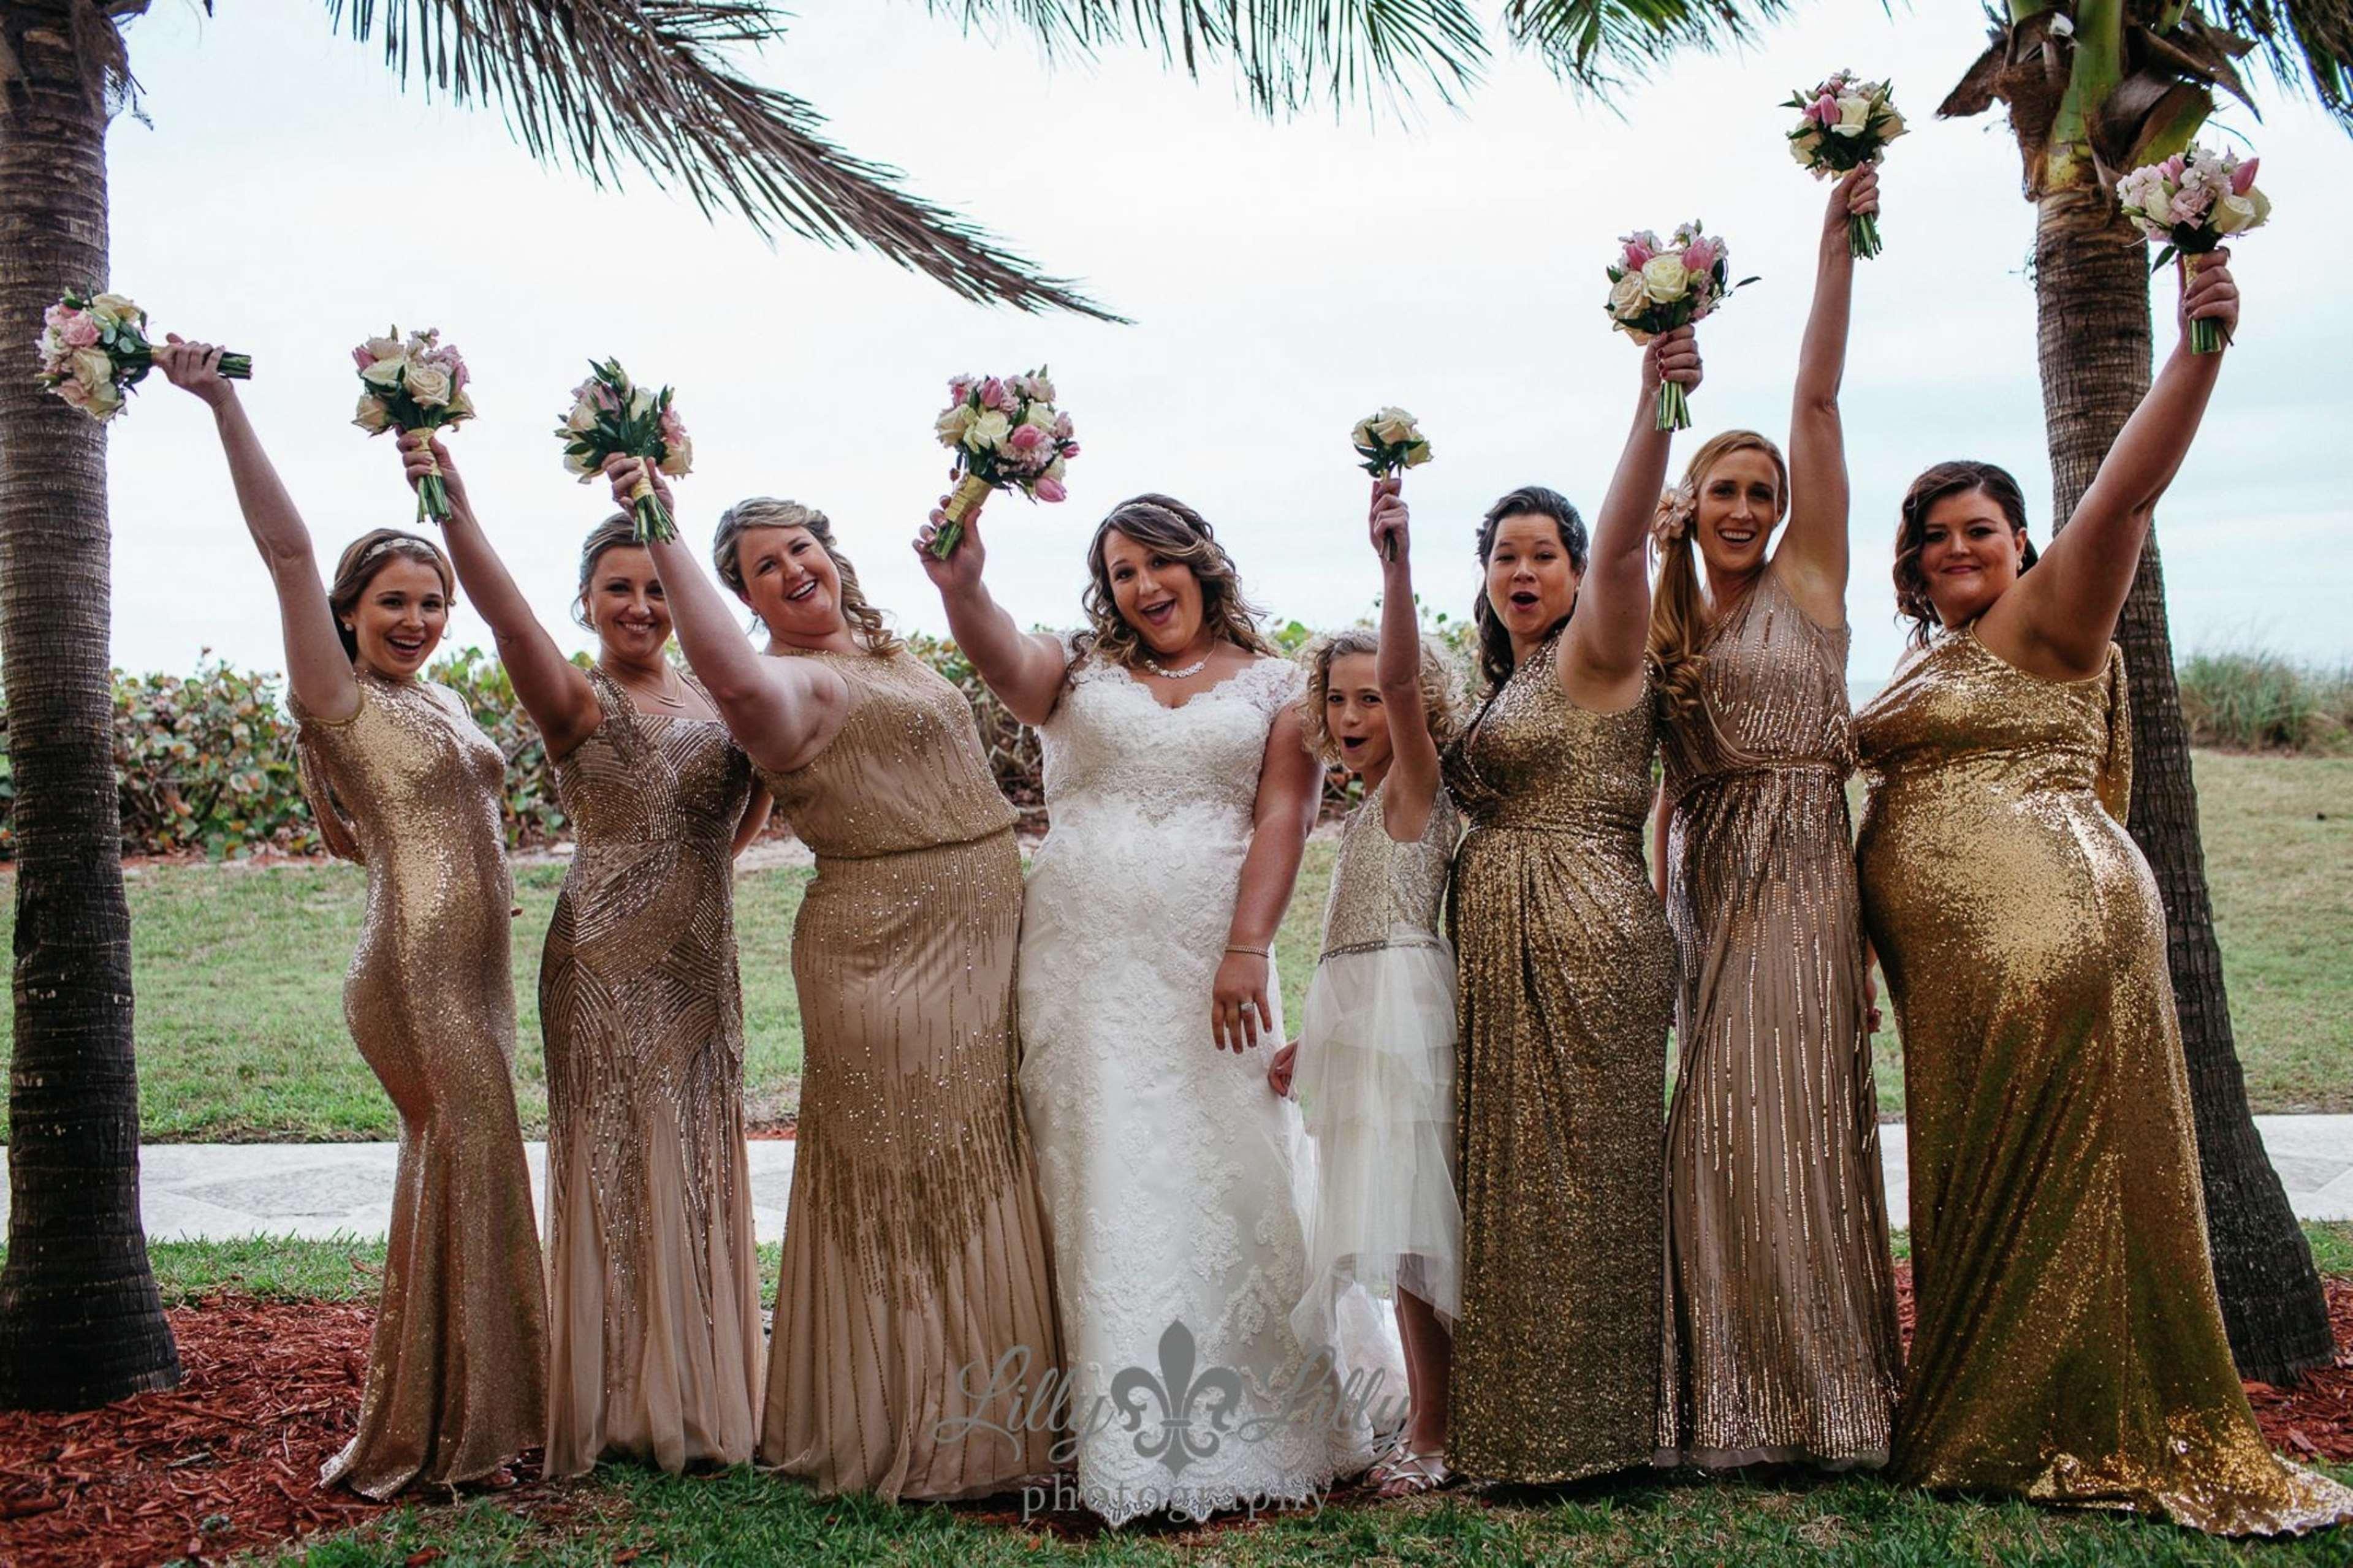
[
  {"xmin": 928, "ymin": 368, "xmax": 1078, "ymax": 559},
  {"xmin": 556, "ymin": 360, "xmax": 692, "ymax": 542},
  {"xmin": 1349, "ymin": 407, "xmax": 1431, "ymax": 560},
  {"xmin": 2118, "ymin": 144, "xmax": 2268, "ymax": 354},
  {"xmin": 1784, "ymin": 70, "xmax": 1906, "ymax": 257},
  {"xmin": 1604, "ymin": 224, "xmax": 1752, "ymax": 430},
  {"xmin": 352, "ymin": 327, "xmax": 474, "ymax": 523},
  {"xmin": 37, "ymin": 290, "xmax": 250, "ymax": 422}
]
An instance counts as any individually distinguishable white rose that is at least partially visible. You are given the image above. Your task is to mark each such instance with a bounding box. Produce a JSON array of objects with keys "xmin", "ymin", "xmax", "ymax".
[
  {"xmin": 1045, "ymin": 455, "xmax": 1068, "ymax": 483},
  {"xmin": 361, "ymin": 355, "xmax": 406, "ymax": 390},
  {"xmin": 353, "ymin": 393, "xmax": 393, "ymax": 434},
  {"xmin": 935, "ymin": 403, "xmax": 975, "ymax": 447},
  {"xmin": 89, "ymin": 292, "xmax": 140, "ymax": 327},
  {"xmin": 1023, "ymin": 403, "xmax": 1057, "ymax": 430},
  {"xmin": 1608, "ymin": 271, "xmax": 1649, "ymax": 317},
  {"xmin": 405, "ymin": 364, "xmax": 453, "ymax": 407},
  {"xmin": 1371, "ymin": 408, "xmax": 1418, "ymax": 446},
  {"xmin": 1880, "ymin": 102, "xmax": 1908, "ymax": 140},
  {"xmin": 70, "ymin": 347, "xmax": 114, "ymax": 390},
  {"xmin": 363, "ymin": 335, "xmax": 404, "ymax": 365},
  {"xmin": 1640, "ymin": 255, "xmax": 1690, "ymax": 305},
  {"xmin": 563, "ymin": 446, "xmax": 596, "ymax": 480},
  {"xmin": 628, "ymin": 385, "xmax": 656, "ymax": 419},
  {"xmin": 965, "ymin": 409, "xmax": 1012, "ymax": 452},
  {"xmin": 1832, "ymin": 94, "xmax": 1870, "ymax": 135},
  {"xmin": 87, "ymin": 381, "xmax": 124, "ymax": 418},
  {"xmin": 1403, "ymin": 439, "xmax": 1434, "ymax": 469},
  {"xmin": 659, "ymin": 433, "xmax": 694, "ymax": 477},
  {"xmin": 446, "ymin": 389, "xmax": 475, "ymax": 421},
  {"xmin": 566, "ymin": 399, "xmax": 599, "ymax": 434},
  {"xmin": 1791, "ymin": 133, "xmax": 1821, "ymax": 169},
  {"xmin": 1350, "ymin": 417, "xmax": 1380, "ymax": 449}
]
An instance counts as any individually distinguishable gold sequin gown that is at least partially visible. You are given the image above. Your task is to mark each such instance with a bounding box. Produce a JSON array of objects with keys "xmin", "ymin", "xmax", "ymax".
[
  {"xmin": 752, "ymin": 647, "xmax": 1061, "ymax": 1501},
  {"xmin": 1442, "ymin": 639, "xmax": 1673, "ymax": 1484},
  {"xmin": 1855, "ymin": 627, "xmax": 2353, "ymax": 1535},
  {"xmin": 540, "ymin": 668, "xmax": 761, "ymax": 1479},
  {"xmin": 294, "ymin": 669, "xmax": 547, "ymax": 1498},
  {"xmin": 1657, "ymin": 564, "xmax": 1900, "ymax": 1469}
]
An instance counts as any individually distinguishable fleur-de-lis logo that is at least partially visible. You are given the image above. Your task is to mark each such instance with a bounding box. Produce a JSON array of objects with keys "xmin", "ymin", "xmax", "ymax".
[{"xmin": 1109, "ymin": 1319, "xmax": 1244, "ymax": 1477}]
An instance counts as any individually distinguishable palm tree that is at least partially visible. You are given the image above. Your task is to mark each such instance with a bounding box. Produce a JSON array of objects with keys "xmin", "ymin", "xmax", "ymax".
[
  {"xmin": 0, "ymin": 0, "xmax": 1486, "ymax": 1411},
  {"xmin": 1510, "ymin": 0, "xmax": 2348, "ymax": 1384}
]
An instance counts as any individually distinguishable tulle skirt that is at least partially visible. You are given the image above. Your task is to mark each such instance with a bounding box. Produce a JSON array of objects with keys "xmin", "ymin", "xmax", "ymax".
[{"xmin": 1291, "ymin": 932, "xmax": 1463, "ymax": 1354}]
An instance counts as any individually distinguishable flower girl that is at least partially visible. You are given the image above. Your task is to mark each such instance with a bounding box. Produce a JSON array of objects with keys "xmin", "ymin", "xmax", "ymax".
[{"xmin": 1271, "ymin": 475, "xmax": 1465, "ymax": 1498}]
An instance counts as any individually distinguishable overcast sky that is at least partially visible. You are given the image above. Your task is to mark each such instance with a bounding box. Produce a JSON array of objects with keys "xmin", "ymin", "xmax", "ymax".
[{"xmin": 94, "ymin": 0, "xmax": 2353, "ymax": 691}]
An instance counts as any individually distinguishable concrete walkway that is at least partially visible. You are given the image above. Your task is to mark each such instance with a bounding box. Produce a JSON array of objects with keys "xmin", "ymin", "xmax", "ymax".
[{"xmin": 4, "ymin": 1118, "xmax": 2351, "ymax": 1243}]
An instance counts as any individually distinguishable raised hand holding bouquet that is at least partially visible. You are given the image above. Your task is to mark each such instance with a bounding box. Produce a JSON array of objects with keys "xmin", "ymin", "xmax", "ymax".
[
  {"xmin": 1784, "ymin": 71, "xmax": 1906, "ymax": 257},
  {"xmin": 927, "ymin": 369, "xmax": 1078, "ymax": 559},
  {"xmin": 1605, "ymin": 224, "xmax": 1752, "ymax": 430},
  {"xmin": 1348, "ymin": 406, "xmax": 1431, "ymax": 559},
  {"xmin": 557, "ymin": 360, "xmax": 692, "ymax": 541},
  {"xmin": 37, "ymin": 290, "xmax": 249, "ymax": 421},
  {"xmin": 2118, "ymin": 145, "xmax": 2269, "ymax": 353},
  {"xmin": 352, "ymin": 327, "xmax": 474, "ymax": 523}
]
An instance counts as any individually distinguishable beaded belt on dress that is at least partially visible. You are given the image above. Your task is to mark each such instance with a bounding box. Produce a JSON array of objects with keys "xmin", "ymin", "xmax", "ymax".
[{"xmin": 1319, "ymin": 933, "xmax": 1448, "ymax": 962}]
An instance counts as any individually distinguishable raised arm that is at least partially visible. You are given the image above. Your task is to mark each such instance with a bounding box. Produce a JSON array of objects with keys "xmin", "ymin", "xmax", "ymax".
[
  {"xmin": 154, "ymin": 338, "xmax": 355, "ymax": 722},
  {"xmin": 401, "ymin": 431, "xmax": 599, "ymax": 758},
  {"xmin": 1988, "ymin": 253, "xmax": 2240, "ymax": 678},
  {"xmin": 1369, "ymin": 477, "xmax": 1440, "ymax": 842},
  {"xmin": 1562, "ymin": 327, "xmax": 1703, "ymax": 707},
  {"xmin": 605, "ymin": 458, "xmax": 849, "ymax": 776},
  {"xmin": 915, "ymin": 496, "xmax": 1068, "ymax": 725},
  {"xmin": 1777, "ymin": 167, "xmax": 1876, "ymax": 620},
  {"xmin": 1212, "ymin": 702, "xmax": 1322, "ymax": 1055}
]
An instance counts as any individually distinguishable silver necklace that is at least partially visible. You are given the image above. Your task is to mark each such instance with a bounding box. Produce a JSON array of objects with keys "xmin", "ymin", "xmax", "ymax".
[{"xmin": 1142, "ymin": 651, "xmax": 1211, "ymax": 680}]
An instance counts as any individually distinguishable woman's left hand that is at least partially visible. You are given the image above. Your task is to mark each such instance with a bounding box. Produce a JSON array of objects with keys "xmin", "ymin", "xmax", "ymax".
[
  {"xmin": 1212, "ymin": 950, "xmax": 1272, "ymax": 1052},
  {"xmin": 1267, "ymin": 1039, "xmax": 1299, "ymax": 1097},
  {"xmin": 2181, "ymin": 248, "xmax": 2240, "ymax": 344},
  {"xmin": 398, "ymin": 429, "xmax": 468, "ymax": 513},
  {"xmin": 604, "ymin": 453, "xmax": 675, "ymax": 515},
  {"xmin": 1643, "ymin": 325, "xmax": 1703, "ymax": 396},
  {"xmin": 1832, "ymin": 165, "xmax": 1880, "ymax": 237}
]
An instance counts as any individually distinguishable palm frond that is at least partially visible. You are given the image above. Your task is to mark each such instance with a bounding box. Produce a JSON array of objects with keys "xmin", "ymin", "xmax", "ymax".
[
  {"xmin": 2201, "ymin": 0, "xmax": 2353, "ymax": 125},
  {"xmin": 1502, "ymin": 0, "xmax": 1792, "ymax": 93},
  {"xmin": 933, "ymin": 1, "xmax": 1490, "ymax": 115},
  {"xmin": 321, "ymin": 0, "xmax": 1121, "ymax": 318}
]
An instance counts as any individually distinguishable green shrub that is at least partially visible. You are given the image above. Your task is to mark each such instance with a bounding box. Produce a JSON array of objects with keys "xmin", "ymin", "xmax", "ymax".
[{"xmin": 2177, "ymin": 650, "xmax": 2353, "ymax": 754}]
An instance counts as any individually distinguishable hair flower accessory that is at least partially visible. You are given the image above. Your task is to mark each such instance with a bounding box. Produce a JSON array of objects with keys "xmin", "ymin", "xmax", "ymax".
[{"xmin": 1651, "ymin": 482, "xmax": 1697, "ymax": 551}]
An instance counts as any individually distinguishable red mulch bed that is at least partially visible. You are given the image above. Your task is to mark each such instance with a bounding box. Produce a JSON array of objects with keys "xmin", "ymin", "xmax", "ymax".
[{"xmin": 5, "ymin": 1273, "xmax": 2350, "ymax": 1568}]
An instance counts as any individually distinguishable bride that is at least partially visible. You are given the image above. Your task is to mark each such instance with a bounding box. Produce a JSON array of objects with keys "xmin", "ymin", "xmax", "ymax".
[{"xmin": 918, "ymin": 492, "xmax": 1385, "ymax": 1523}]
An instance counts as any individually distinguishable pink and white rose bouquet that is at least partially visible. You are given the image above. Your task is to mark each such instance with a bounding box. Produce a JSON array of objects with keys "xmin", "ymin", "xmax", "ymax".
[
  {"xmin": 556, "ymin": 359, "xmax": 692, "ymax": 542},
  {"xmin": 1784, "ymin": 70, "xmax": 1906, "ymax": 257},
  {"xmin": 37, "ymin": 289, "xmax": 249, "ymax": 422},
  {"xmin": 1604, "ymin": 224, "xmax": 1752, "ymax": 430},
  {"xmin": 928, "ymin": 368, "xmax": 1078, "ymax": 559},
  {"xmin": 2118, "ymin": 143, "xmax": 2269, "ymax": 354},
  {"xmin": 352, "ymin": 327, "xmax": 475, "ymax": 523}
]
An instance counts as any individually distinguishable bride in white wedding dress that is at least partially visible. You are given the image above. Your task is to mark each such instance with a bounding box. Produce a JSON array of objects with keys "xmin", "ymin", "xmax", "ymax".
[{"xmin": 919, "ymin": 493, "xmax": 1393, "ymax": 1523}]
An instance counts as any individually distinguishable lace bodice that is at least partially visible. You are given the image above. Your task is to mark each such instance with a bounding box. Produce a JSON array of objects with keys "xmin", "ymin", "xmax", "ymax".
[{"xmin": 1040, "ymin": 644, "xmax": 1306, "ymax": 831}]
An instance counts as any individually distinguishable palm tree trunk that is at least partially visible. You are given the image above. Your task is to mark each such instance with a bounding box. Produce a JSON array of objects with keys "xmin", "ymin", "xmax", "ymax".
[
  {"xmin": 0, "ymin": 1, "xmax": 178, "ymax": 1407},
  {"xmin": 2034, "ymin": 189, "xmax": 2330, "ymax": 1385}
]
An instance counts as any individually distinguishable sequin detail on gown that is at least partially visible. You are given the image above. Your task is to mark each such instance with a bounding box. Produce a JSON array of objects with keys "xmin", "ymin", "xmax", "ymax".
[
  {"xmin": 540, "ymin": 667, "xmax": 761, "ymax": 1479},
  {"xmin": 1657, "ymin": 564, "xmax": 1900, "ymax": 1469},
  {"xmin": 1856, "ymin": 627, "xmax": 2353, "ymax": 1535},
  {"xmin": 1441, "ymin": 642, "xmax": 1672, "ymax": 1485},
  {"xmin": 295, "ymin": 670, "xmax": 547, "ymax": 1498},
  {"xmin": 752, "ymin": 646, "xmax": 1061, "ymax": 1501}
]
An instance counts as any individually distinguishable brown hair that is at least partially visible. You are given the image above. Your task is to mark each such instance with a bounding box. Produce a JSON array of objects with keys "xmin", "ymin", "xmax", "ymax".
[
  {"xmin": 572, "ymin": 513, "xmax": 644, "ymax": 632},
  {"xmin": 1076, "ymin": 494, "xmax": 1274, "ymax": 671},
  {"xmin": 1297, "ymin": 626, "xmax": 1462, "ymax": 768},
  {"xmin": 1894, "ymin": 460, "xmax": 2039, "ymax": 647},
  {"xmin": 1649, "ymin": 430, "xmax": 1789, "ymax": 718},
  {"xmin": 1472, "ymin": 485, "xmax": 1587, "ymax": 694},
  {"xmin": 710, "ymin": 497, "xmax": 900, "ymax": 655},
  {"xmin": 326, "ymin": 529, "xmax": 455, "ymax": 663}
]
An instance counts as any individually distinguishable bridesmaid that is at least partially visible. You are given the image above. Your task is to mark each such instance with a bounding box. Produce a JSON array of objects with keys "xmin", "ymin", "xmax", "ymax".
[
  {"xmin": 397, "ymin": 433, "xmax": 770, "ymax": 1480},
  {"xmin": 600, "ymin": 458, "xmax": 1060, "ymax": 1502},
  {"xmin": 1856, "ymin": 258, "xmax": 2349, "ymax": 1532},
  {"xmin": 1649, "ymin": 168, "xmax": 1901, "ymax": 1471},
  {"xmin": 158, "ymin": 341, "xmax": 545, "ymax": 1496},
  {"xmin": 1440, "ymin": 327, "xmax": 1699, "ymax": 1483}
]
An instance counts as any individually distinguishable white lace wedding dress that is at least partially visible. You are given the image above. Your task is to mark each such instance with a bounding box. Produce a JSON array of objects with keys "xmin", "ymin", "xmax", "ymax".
[{"xmin": 1017, "ymin": 645, "xmax": 1393, "ymax": 1525}]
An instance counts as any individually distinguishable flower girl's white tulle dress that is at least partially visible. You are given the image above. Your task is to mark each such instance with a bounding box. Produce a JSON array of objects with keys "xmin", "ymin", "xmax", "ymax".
[{"xmin": 1291, "ymin": 777, "xmax": 1465, "ymax": 1354}]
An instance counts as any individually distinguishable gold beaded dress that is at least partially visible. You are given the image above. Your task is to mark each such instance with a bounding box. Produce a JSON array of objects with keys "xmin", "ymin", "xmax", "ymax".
[
  {"xmin": 1441, "ymin": 637, "xmax": 1673, "ymax": 1484},
  {"xmin": 539, "ymin": 668, "xmax": 761, "ymax": 1479},
  {"xmin": 1855, "ymin": 626, "xmax": 2353, "ymax": 1535},
  {"xmin": 752, "ymin": 646, "xmax": 1061, "ymax": 1501},
  {"xmin": 294, "ymin": 668, "xmax": 547, "ymax": 1498},
  {"xmin": 1657, "ymin": 563, "xmax": 1900, "ymax": 1469}
]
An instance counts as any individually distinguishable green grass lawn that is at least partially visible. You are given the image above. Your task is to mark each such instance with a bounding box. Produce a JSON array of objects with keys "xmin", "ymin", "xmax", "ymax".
[{"xmin": 0, "ymin": 751, "xmax": 2341, "ymax": 1142}]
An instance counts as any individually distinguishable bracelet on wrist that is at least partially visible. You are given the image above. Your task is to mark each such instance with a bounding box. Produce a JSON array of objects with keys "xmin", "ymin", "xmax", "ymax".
[{"xmin": 1224, "ymin": 944, "xmax": 1269, "ymax": 958}]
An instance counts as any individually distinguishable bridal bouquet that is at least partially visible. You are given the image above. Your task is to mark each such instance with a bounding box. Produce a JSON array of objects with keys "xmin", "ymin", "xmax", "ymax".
[
  {"xmin": 557, "ymin": 359, "xmax": 692, "ymax": 542},
  {"xmin": 37, "ymin": 290, "xmax": 250, "ymax": 422},
  {"xmin": 2118, "ymin": 145, "xmax": 2269, "ymax": 354},
  {"xmin": 1783, "ymin": 70, "xmax": 1906, "ymax": 257},
  {"xmin": 352, "ymin": 327, "xmax": 475, "ymax": 523},
  {"xmin": 929, "ymin": 368, "xmax": 1078, "ymax": 559},
  {"xmin": 1605, "ymin": 224, "xmax": 1751, "ymax": 430}
]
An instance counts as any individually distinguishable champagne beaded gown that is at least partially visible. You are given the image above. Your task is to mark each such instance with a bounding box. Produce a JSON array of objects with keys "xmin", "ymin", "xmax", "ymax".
[
  {"xmin": 1855, "ymin": 627, "xmax": 2353, "ymax": 1535},
  {"xmin": 294, "ymin": 669, "xmax": 547, "ymax": 1498},
  {"xmin": 540, "ymin": 668, "xmax": 761, "ymax": 1479},
  {"xmin": 1657, "ymin": 564, "xmax": 1900, "ymax": 1469},
  {"xmin": 1442, "ymin": 638, "xmax": 1673, "ymax": 1485},
  {"xmin": 752, "ymin": 646, "xmax": 1061, "ymax": 1501}
]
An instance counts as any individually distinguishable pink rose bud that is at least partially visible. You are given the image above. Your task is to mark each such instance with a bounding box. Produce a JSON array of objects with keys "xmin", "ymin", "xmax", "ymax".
[
  {"xmin": 2161, "ymin": 154, "xmax": 2186, "ymax": 181},
  {"xmin": 1812, "ymin": 94, "xmax": 1839, "ymax": 126},
  {"xmin": 948, "ymin": 376, "xmax": 973, "ymax": 403},
  {"xmin": 1008, "ymin": 423, "xmax": 1045, "ymax": 453},
  {"xmin": 1052, "ymin": 412, "xmax": 1075, "ymax": 440},
  {"xmin": 2230, "ymin": 157, "xmax": 2260, "ymax": 194},
  {"xmin": 979, "ymin": 377, "xmax": 1009, "ymax": 410},
  {"xmin": 1682, "ymin": 243, "xmax": 1713, "ymax": 272},
  {"xmin": 1035, "ymin": 477, "xmax": 1067, "ymax": 504},
  {"xmin": 57, "ymin": 378, "xmax": 91, "ymax": 408},
  {"xmin": 63, "ymin": 316, "xmax": 100, "ymax": 349}
]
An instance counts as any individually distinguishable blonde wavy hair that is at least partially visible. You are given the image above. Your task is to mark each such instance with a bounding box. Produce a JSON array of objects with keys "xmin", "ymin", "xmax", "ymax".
[
  {"xmin": 1648, "ymin": 430, "xmax": 1789, "ymax": 719},
  {"xmin": 711, "ymin": 497, "xmax": 899, "ymax": 655},
  {"xmin": 1075, "ymin": 494, "xmax": 1272, "ymax": 672},
  {"xmin": 1297, "ymin": 626, "xmax": 1462, "ymax": 768}
]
